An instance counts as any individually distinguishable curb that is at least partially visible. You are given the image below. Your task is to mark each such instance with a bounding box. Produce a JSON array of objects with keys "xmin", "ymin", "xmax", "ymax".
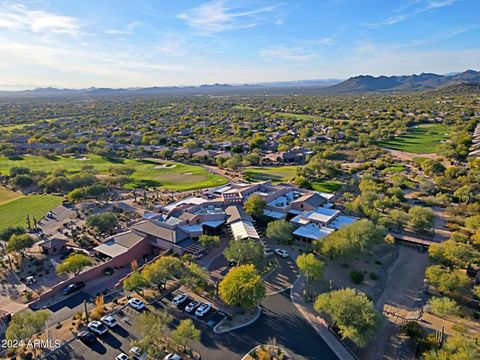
[{"xmin": 213, "ymin": 305, "xmax": 261, "ymax": 334}]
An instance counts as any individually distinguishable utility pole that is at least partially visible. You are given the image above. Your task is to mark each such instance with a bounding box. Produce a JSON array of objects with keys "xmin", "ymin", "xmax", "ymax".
[{"xmin": 83, "ymin": 300, "xmax": 89, "ymax": 323}]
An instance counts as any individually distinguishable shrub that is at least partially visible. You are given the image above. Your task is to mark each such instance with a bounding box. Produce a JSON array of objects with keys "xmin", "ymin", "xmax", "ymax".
[
  {"xmin": 369, "ymin": 272, "xmax": 379, "ymax": 280},
  {"xmin": 349, "ymin": 270, "xmax": 364, "ymax": 284},
  {"xmin": 400, "ymin": 321, "xmax": 424, "ymax": 339},
  {"xmin": 427, "ymin": 297, "xmax": 461, "ymax": 317}
]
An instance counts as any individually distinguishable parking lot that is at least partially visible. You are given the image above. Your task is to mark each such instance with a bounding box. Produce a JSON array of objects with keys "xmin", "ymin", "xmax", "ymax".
[
  {"xmin": 48, "ymin": 290, "xmax": 225, "ymax": 360},
  {"xmin": 156, "ymin": 291, "xmax": 226, "ymax": 330}
]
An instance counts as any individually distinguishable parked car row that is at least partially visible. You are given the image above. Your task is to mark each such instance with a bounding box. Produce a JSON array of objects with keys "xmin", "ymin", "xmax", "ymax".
[
  {"xmin": 116, "ymin": 346, "xmax": 150, "ymax": 360},
  {"xmin": 75, "ymin": 295, "xmax": 188, "ymax": 360},
  {"xmin": 171, "ymin": 293, "xmax": 212, "ymax": 317}
]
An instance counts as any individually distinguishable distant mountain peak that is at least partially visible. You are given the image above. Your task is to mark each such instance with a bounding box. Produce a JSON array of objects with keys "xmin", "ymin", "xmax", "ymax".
[{"xmin": 322, "ymin": 70, "xmax": 480, "ymax": 93}]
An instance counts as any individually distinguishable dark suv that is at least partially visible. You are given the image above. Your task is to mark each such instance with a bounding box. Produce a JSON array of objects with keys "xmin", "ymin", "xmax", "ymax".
[{"xmin": 61, "ymin": 282, "xmax": 85, "ymax": 295}]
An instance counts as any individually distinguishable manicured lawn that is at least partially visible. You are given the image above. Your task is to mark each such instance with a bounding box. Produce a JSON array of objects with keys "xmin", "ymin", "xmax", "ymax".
[
  {"xmin": 0, "ymin": 195, "xmax": 62, "ymax": 231},
  {"xmin": 273, "ymin": 113, "xmax": 322, "ymax": 121},
  {"xmin": 0, "ymin": 155, "xmax": 227, "ymax": 191},
  {"xmin": 0, "ymin": 187, "xmax": 24, "ymax": 205},
  {"xmin": 311, "ymin": 180, "xmax": 342, "ymax": 193},
  {"xmin": 379, "ymin": 124, "xmax": 450, "ymax": 154},
  {"xmin": 126, "ymin": 161, "xmax": 228, "ymax": 190},
  {"xmin": 243, "ymin": 166, "xmax": 342, "ymax": 193},
  {"xmin": 243, "ymin": 166, "xmax": 298, "ymax": 183}
]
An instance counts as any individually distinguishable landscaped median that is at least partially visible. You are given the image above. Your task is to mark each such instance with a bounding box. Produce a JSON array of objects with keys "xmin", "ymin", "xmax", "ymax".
[
  {"xmin": 241, "ymin": 344, "xmax": 293, "ymax": 360},
  {"xmin": 213, "ymin": 306, "xmax": 261, "ymax": 334}
]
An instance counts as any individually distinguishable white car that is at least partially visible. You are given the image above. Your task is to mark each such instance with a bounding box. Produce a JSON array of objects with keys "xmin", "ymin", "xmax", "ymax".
[
  {"xmin": 100, "ymin": 315, "xmax": 117, "ymax": 328},
  {"xmin": 164, "ymin": 353, "xmax": 183, "ymax": 360},
  {"xmin": 117, "ymin": 353, "xmax": 130, "ymax": 360},
  {"xmin": 195, "ymin": 303, "xmax": 211, "ymax": 317},
  {"xmin": 130, "ymin": 346, "xmax": 147, "ymax": 360},
  {"xmin": 275, "ymin": 248, "xmax": 289, "ymax": 258},
  {"xmin": 87, "ymin": 321, "xmax": 108, "ymax": 335},
  {"xmin": 184, "ymin": 300, "xmax": 200, "ymax": 313},
  {"xmin": 128, "ymin": 298, "xmax": 145, "ymax": 310},
  {"xmin": 172, "ymin": 293, "xmax": 188, "ymax": 306}
]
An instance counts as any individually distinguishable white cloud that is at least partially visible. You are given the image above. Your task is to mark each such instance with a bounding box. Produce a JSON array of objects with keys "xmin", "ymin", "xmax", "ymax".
[
  {"xmin": 177, "ymin": 0, "xmax": 283, "ymax": 34},
  {"xmin": 104, "ymin": 21, "xmax": 142, "ymax": 35},
  {"xmin": 309, "ymin": 37, "xmax": 336, "ymax": 46},
  {"xmin": 155, "ymin": 34, "xmax": 189, "ymax": 57},
  {"xmin": 105, "ymin": 29, "xmax": 131, "ymax": 35},
  {"xmin": 368, "ymin": 0, "xmax": 458, "ymax": 28},
  {"xmin": 0, "ymin": 3, "xmax": 81, "ymax": 36},
  {"xmin": 259, "ymin": 46, "xmax": 316, "ymax": 61}
]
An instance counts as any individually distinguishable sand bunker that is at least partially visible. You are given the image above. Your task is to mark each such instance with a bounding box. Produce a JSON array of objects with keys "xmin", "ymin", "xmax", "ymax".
[
  {"xmin": 75, "ymin": 157, "xmax": 89, "ymax": 161},
  {"xmin": 154, "ymin": 164, "xmax": 177, "ymax": 169}
]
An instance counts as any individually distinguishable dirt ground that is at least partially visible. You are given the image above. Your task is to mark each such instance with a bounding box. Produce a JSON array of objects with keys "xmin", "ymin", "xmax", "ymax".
[
  {"xmin": 358, "ymin": 245, "xmax": 429, "ymax": 360},
  {"xmin": 309, "ymin": 245, "xmax": 393, "ymax": 297}
]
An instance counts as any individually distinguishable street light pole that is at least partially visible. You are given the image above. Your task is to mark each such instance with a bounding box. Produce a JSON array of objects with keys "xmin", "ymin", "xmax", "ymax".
[{"xmin": 83, "ymin": 300, "xmax": 89, "ymax": 323}]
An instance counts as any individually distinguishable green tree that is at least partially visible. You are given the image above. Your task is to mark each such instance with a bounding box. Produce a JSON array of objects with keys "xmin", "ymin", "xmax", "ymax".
[
  {"xmin": 423, "ymin": 332, "xmax": 479, "ymax": 360},
  {"xmin": 179, "ymin": 263, "xmax": 209, "ymax": 292},
  {"xmin": 428, "ymin": 240, "xmax": 480, "ymax": 268},
  {"xmin": 56, "ymin": 253, "xmax": 93, "ymax": 276},
  {"xmin": 243, "ymin": 194, "xmax": 266, "ymax": 218},
  {"xmin": 314, "ymin": 288, "xmax": 379, "ymax": 347},
  {"xmin": 453, "ymin": 185, "xmax": 473, "ymax": 204},
  {"xmin": 142, "ymin": 256, "xmax": 183, "ymax": 289},
  {"xmin": 198, "ymin": 234, "xmax": 220, "ymax": 249},
  {"xmin": 388, "ymin": 209, "xmax": 409, "ymax": 231},
  {"xmin": 472, "ymin": 285, "xmax": 480, "ymax": 300},
  {"xmin": 123, "ymin": 271, "xmax": 148, "ymax": 294},
  {"xmin": 68, "ymin": 188, "xmax": 85, "ymax": 202},
  {"xmin": 318, "ymin": 219, "xmax": 386, "ymax": 258},
  {"xmin": 400, "ymin": 321, "xmax": 424, "ymax": 339},
  {"xmin": 296, "ymin": 253, "xmax": 324, "ymax": 292},
  {"xmin": 223, "ymin": 239, "xmax": 264, "ymax": 268},
  {"xmin": 6, "ymin": 310, "xmax": 50, "ymax": 341},
  {"xmin": 219, "ymin": 264, "xmax": 266, "ymax": 308},
  {"xmin": 266, "ymin": 220, "xmax": 295, "ymax": 243},
  {"xmin": 408, "ymin": 206, "xmax": 434, "ymax": 232},
  {"xmin": 464, "ymin": 215, "xmax": 480, "ymax": 232},
  {"xmin": 86, "ymin": 212, "xmax": 118, "ymax": 233},
  {"xmin": 172, "ymin": 319, "xmax": 201, "ymax": 350},
  {"xmin": 0, "ymin": 226, "xmax": 25, "ymax": 241},
  {"xmin": 427, "ymin": 297, "xmax": 461, "ymax": 317},
  {"xmin": 6, "ymin": 233, "xmax": 34, "ymax": 257},
  {"xmin": 425, "ymin": 265, "xmax": 470, "ymax": 293},
  {"xmin": 12, "ymin": 174, "xmax": 34, "ymax": 188},
  {"xmin": 133, "ymin": 311, "xmax": 172, "ymax": 358}
]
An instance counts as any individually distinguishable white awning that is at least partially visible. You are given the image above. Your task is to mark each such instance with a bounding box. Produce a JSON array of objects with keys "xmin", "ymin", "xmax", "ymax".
[
  {"xmin": 293, "ymin": 223, "xmax": 334, "ymax": 241},
  {"xmin": 94, "ymin": 242, "xmax": 128, "ymax": 258},
  {"xmin": 230, "ymin": 220, "xmax": 260, "ymax": 240}
]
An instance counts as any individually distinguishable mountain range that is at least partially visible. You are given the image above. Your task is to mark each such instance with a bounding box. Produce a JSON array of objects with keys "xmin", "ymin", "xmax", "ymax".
[
  {"xmin": 0, "ymin": 70, "xmax": 478, "ymax": 98},
  {"xmin": 323, "ymin": 70, "xmax": 480, "ymax": 93}
]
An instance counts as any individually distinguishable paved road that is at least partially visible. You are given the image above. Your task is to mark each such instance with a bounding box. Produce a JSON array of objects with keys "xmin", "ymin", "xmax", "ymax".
[
  {"xmin": 197, "ymin": 291, "xmax": 339, "ymax": 360},
  {"xmin": 58, "ymin": 289, "xmax": 338, "ymax": 360}
]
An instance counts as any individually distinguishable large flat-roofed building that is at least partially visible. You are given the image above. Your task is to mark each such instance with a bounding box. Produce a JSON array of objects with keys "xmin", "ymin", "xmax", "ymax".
[{"xmin": 101, "ymin": 181, "xmax": 350, "ymax": 263}]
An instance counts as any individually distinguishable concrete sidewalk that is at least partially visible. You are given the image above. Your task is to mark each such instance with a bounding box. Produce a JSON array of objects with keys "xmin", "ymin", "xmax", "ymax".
[{"xmin": 290, "ymin": 275, "xmax": 356, "ymax": 360}]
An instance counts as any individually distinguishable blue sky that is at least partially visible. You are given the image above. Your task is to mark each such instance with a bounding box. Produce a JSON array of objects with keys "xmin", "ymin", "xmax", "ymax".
[{"xmin": 0, "ymin": 0, "xmax": 479, "ymax": 89}]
